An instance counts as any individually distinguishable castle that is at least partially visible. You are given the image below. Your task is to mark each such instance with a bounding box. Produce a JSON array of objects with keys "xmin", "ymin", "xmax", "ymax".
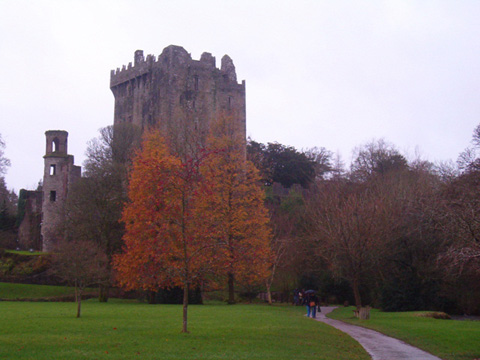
[
  {"xmin": 18, "ymin": 131, "xmax": 81, "ymax": 252},
  {"xmin": 110, "ymin": 45, "xmax": 246, "ymax": 143},
  {"xmin": 19, "ymin": 45, "xmax": 246, "ymax": 252}
]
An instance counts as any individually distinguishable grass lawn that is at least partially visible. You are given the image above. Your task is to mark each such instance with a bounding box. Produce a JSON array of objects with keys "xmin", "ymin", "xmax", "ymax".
[
  {"xmin": 329, "ymin": 306, "xmax": 480, "ymax": 360},
  {"xmin": 5, "ymin": 250, "xmax": 45, "ymax": 256},
  {"xmin": 0, "ymin": 282, "xmax": 84, "ymax": 300},
  {"xmin": 0, "ymin": 300, "xmax": 370, "ymax": 360}
]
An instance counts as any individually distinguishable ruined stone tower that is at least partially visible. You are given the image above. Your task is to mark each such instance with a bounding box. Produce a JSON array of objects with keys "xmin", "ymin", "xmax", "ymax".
[
  {"xmin": 110, "ymin": 45, "xmax": 246, "ymax": 143},
  {"xmin": 41, "ymin": 130, "xmax": 81, "ymax": 252}
]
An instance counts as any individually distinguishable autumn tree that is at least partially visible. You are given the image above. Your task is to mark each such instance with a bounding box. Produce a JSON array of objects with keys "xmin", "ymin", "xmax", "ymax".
[
  {"xmin": 51, "ymin": 239, "xmax": 109, "ymax": 318},
  {"xmin": 114, "ymin": 129, "xmax": 217, "ymax": 333},
  {"xmin": 201, "ymin": 117, "xmax": 272, "ymax": 304}
]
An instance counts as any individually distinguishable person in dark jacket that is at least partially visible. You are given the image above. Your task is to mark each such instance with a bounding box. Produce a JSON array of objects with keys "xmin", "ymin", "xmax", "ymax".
[{"xmin": 305, "ymin": 293, "xmax": 319, "ymax": 318}]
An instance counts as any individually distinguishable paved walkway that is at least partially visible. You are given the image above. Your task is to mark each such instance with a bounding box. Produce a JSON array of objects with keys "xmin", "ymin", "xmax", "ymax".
[{"xmin": 312, "ymin": 307, "xmax": 441, "ymax": 360}]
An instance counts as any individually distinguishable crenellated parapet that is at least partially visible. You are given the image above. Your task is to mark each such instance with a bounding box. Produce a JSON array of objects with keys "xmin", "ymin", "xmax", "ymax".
[
  {"xmin": 110, "ymin": 50, "xmax": 154, "ymax": 88},
  {"xmin": 110, "ymin": 45, "xmax": 240, "ymax": 88},
  {"xmin": 110, "ymin": 45, "xmax": 246, "ymax": 145}
]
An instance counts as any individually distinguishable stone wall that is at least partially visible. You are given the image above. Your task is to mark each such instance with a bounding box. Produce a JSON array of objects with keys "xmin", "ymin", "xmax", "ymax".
[
  {"xmin": 17, "ymin": 190, "xmax": 42, "ymax": 250},
  {"xmin": 110, "ymin": 45, "xmax": 246, "ymax": 145}
]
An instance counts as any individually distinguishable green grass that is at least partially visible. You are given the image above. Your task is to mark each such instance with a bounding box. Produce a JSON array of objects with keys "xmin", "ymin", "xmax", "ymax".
[
  {"xmin": 329, "ymin": 306, "xmax": 480, "ymax": 360},
  {"xmin": 0, "ymin": 282, "xmax": 81, "ymax": 300},
  {"xmin": 5, "ymin": 250, "xmax": 45, "ymax": 256},
  {"xmin": 0, "ymin": 301, "xmax": 369, "ymax": 360}
]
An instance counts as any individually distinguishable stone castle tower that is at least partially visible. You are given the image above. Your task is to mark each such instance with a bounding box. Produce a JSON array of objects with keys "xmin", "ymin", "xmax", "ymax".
[
  {"xmin": 41, "ymin": 130, "xmax": 81, "ymax": 252},
  {"xmin": 21, "ymin": 45, "xmax": 244, "ymax": 252},
  {"xmin": 110, "ymin": 45, "xmax": 246, "ymax": 143}
]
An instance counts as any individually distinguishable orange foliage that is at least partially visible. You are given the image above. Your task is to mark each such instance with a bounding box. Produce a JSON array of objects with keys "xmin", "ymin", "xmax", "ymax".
[
  {"xmin": 200, "ymin": 116, "xmax": 273, "ymax": 300},
  {"xmin": 113, "ymin": 130, "xmax": 217, "ymax": 293},
  {"xmin": 114, "ymin": 117, "xmax": 272, "ymax": 310}
]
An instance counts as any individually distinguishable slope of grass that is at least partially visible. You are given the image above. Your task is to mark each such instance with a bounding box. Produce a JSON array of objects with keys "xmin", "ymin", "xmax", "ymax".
[
  {"xmin": 0, "ymin": 282, "xmax": 81, "ymax": 300},
  {"xmin": 328, "ymin": 306, "xmax": 480, "ymax": 360},
  {"xmin": 0, "ymin": 301, "xmax": 369, "ymax": 360}
]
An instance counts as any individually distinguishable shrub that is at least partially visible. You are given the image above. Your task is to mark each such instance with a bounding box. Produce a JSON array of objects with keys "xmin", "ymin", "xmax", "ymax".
[
  {"xmin": 0, "ymin": 257, "xmax": 14, "ymax": 275},
  {"xmin": 11, "ymin": 262, "xmax": 33, "ymax": 276},
  {"xmin": 417, "ymin": 312, "xmax": 451, "ymax": 320}
]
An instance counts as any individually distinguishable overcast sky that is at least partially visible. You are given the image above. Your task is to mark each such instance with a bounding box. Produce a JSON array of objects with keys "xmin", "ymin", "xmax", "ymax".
[{"xmin": 1, "ymin": 0, "xmax": 480, "ymax": 192}]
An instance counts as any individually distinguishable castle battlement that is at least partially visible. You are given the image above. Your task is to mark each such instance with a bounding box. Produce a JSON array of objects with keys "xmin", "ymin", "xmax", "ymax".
[
  {"xmin": 110, "ymin": 45, "xmax": 246, "ymax": 144},
  {"xmin": 110, "ymin": 45, "xmax": 239, "ymax": 88}
]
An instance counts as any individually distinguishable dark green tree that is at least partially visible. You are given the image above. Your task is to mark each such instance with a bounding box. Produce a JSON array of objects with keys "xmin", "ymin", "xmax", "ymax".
[{"xmin": 247, "ymin": 140, "xmax": 327, "ymax": 188}]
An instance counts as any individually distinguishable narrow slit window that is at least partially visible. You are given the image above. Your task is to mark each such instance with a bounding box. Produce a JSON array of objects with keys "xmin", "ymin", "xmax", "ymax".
[
  {"xmin": 50, "ymin": 191, "xmax": 56, "ymax": 202},
  {"xmin": 194, "ymin": 75, "xmax": 199, "ymax": 90},
  {"xmin": 50, "ymin": 164, "xmax": 56, "ymax": 175}
]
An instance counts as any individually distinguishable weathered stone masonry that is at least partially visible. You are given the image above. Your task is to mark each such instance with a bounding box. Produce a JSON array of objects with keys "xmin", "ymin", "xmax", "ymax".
[
  {"xmin": 110, "ymin": 45, "xmax": 246, "ymax": 143},
  {"xmin": 41, "ymin": 130, "xmax": 81, "ymax": 252}
]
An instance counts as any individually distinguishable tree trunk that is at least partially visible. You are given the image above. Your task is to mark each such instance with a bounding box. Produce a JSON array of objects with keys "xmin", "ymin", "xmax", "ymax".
[
  {"xmin": 182, "ymin": 283, "xmax": 189, "ymax": 333},
  {"xmin": 265, "ymin": 280, "xmax": 273, "ymax": 305},
  {"xmin": 76, "ymin": 291, "xmax": 82, "ymax": 318},
  {"xmin": 227, "ymin": 272, "xmax": 235, "ymax": 304},
  {"xmin": 353, "ymin": 277, "xmax": 362, "ymax": 308},
  {"xmin": 74, "ymin": 280, "xmax": 79, "ymax": 303},
  {"xmin": 99, "ymin": 284, "xmax": 109, "ymax": 302},
  {"xmin": 148, "ymin": 290, "xmax": 156, "ymax": 304}
]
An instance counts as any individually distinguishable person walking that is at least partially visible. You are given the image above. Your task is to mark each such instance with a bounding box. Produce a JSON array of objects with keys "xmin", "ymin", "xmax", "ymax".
[
  {"xmin": 310, "ymin": 293, "xmax": 319, "ymax": 318},
  {"xmin": 305, "ymin": 292, "xmax": 319, "ymax": 318}
]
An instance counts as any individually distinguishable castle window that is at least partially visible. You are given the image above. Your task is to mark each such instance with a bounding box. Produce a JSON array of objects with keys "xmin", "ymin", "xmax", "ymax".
[
  {"xmin": 52, "ymin": 138, "xmax": 59, "ymax": 152},
  {"xmin": 49, "ymin": 164, "xmax": 56, "ymax": 176},
  {"xmin": 194, "ymin": 75, "xmax": 199, "ymax": 90},
  {"xmin": 50, "ymin": 191, "xmax": 56, "ymax": 202},
  {"xmin": 228, "ymin": 96, "xmax": 232, "ymax": 109}
]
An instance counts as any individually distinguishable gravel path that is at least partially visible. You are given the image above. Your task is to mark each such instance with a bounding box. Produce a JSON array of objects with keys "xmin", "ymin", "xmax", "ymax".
[{"xmin": 312, "ymin": 306, "xmax": 441, "ymax": 360}]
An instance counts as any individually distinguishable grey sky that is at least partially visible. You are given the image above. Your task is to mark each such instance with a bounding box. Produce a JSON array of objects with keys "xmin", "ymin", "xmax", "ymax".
[{"xmin": 1, "ymin": 0, "xmax": 480, "ymax": 192}]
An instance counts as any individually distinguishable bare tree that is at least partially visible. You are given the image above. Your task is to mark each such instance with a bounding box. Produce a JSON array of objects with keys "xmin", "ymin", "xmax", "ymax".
[
  {"xmin": 303, "ymin": 147, "xmax": 333, "ymax": 180},
  {"xmin": 350, "ymin": 139, "xmax": 408, "ymax": 182},
  {"xmin": 65, "ymin": 123, "xmax": 141, "ymax": 301},
  {"xmin": 0, "ymin": 136, "xmax": 16, "ymax": 248},
  {"xmin": 0, "ymin": 134, "xmax": 10, "ymax": 176},
  {"xmin": 306, "ymin": 179, "xmax": 395, "ymax": 307},
  {"xmin": 264, "ymin": 186, "xmax": 305, "ymax": 304},
  {"xmin": 51, "ymin": 239, "xmax": 109, "ymax": 317},
  {"xmin": 439, "ymin": 172, "xmax": 480, "ymax": 274}
]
